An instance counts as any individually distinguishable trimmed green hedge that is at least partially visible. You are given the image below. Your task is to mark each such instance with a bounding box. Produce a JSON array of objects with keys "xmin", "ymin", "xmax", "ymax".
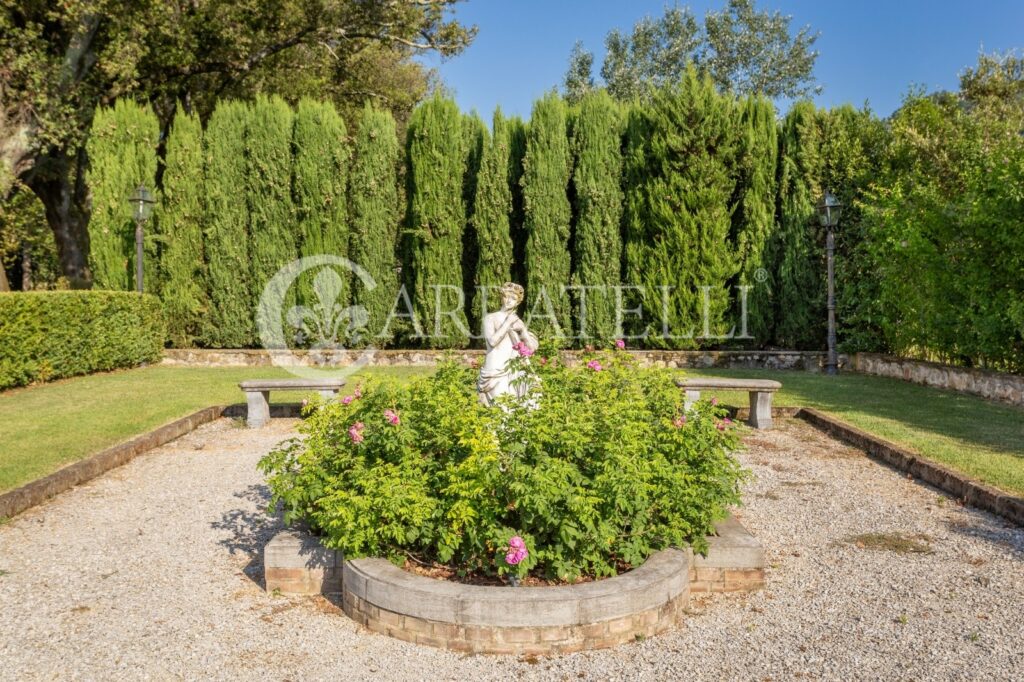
[{"xmin": 0, "ymin": 292, "xmax": 165, "ymax": 390}]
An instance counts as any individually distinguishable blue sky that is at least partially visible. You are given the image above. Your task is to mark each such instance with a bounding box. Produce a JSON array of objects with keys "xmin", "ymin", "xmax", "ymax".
[{"xmin": 421, "ymin": 0, "xmax": 1024, "ymax": 120}]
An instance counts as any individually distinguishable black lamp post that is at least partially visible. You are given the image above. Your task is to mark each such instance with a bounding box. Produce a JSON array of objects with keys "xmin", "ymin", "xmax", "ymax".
[
  {"xmin": 129, "ymin": 185, "xmax": 155, "ymax": 293},
  {"xmin": 816, "ymin": 190, "xmax": 842, "ymax": 375}
]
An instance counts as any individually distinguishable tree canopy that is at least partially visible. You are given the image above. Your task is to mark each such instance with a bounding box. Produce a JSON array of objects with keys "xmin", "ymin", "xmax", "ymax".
[{"xmin": 564, "ymin": 0, "xmax": 819, "ymax": 103}]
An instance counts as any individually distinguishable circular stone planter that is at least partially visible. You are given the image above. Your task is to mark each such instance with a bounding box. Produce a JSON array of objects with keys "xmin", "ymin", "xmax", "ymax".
[{"xmin": 341, "ymin": 548, "xmax": 690, "ymax": 655}]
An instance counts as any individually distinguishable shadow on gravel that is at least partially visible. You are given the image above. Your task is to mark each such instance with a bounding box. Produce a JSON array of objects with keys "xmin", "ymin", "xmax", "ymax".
[
  {"xmin": 945, "ymin": 515, "xmax": 1024, "ymax": 560},
  {"xmin": 211, "ymin": 483, "xmax": 284, "ymax": 588}
]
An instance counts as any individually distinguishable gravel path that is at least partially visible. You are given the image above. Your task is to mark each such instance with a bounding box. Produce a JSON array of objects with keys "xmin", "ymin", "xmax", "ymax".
[{"xmin": 1, "ymin": 417, "xmax": 1022, "ymax": 681}]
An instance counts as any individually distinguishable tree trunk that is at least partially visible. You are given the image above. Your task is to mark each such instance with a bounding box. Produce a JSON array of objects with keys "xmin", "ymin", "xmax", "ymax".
[
  {"xmin": 27, "ymin": 150, "xmax": 92, "ymax": 289},
  {"xmin": 21, "ymin": 242, "xmax": 32, "ymax": 290},
  {"xmin": 0, "ymin": 261, "xmax": 9, "ymax": 292}
]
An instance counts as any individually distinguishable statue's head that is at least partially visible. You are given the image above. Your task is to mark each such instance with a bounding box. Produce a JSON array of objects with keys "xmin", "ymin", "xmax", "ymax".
[{"xmin": 499, "ymin": 282, "xmax": 524, "ymax": 309}]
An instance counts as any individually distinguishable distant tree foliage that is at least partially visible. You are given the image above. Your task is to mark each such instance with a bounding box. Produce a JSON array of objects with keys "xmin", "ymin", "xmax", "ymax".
[
  {"xmin": 506, "ymin": 116, "xmax": 529, "ymax": 285},
  {"xmin": 623, "ymin": 67, "xmax": 738, "ymax": 348},
  {"xmin": 571, "ymin": 90, "xmax": 624, "ymax": 344},
  {"xmin": 203, "ymin": 101, "xmax": 253, "ymax": 347},
  {"xmin": 350, "ymin": 104, "xmax": 402, "ymax": 347},
  {"xmin": 460, "ymin": 112, "xmax": 488, "ymax": 333},
  {"xmin": 293, "ymin": 98, "xmax": 351, "ymax": 312},
  {"xmin": 406, "ymin": 95, "xmax": 469, "ymax": 347},
  {"xmin": 522, "ymin": 92, "xmax": 573, "ymax": 341},
  {"xmin": 85, "ymin": 100, "xmax": 160, "ymax": 292},
  {"xmin": 471, "ymin": 109, "xmax": 516, "ymax": 327},
  {"xmin": 159, "ymin": 105, "xmax": 208, "ymax": 347},
  {"xmin": 565, "ymin": 0, "xmax": 819, "ymax": 101}
]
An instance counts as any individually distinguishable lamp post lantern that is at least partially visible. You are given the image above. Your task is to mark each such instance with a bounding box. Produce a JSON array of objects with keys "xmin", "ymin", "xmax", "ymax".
[
  {"xmin": 129, "ymin": 184, "xmax": 155, "ymax": 293},
  {"xmin": 816, "ymin": 190, "xmax": 842, "ymax": 375}
]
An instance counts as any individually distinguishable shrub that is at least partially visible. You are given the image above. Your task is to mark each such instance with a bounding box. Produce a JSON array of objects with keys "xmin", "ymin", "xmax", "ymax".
[
  {"xmin": 260, "ymin": 348, "xmax": 745, "ymax": 582},
  {"xmin": 0, "ymin": 291, "xmax": 165, "ymax": 390}
]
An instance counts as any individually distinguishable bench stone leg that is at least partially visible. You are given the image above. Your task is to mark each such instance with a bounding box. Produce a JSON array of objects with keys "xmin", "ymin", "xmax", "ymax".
[
  {"xmin": 748, "ymin": 391, "xmax": 773, "ymax": 430},
  {"xmin": 246, "ymin": 390, "xmax": 271, "ymax": 428},
  {"xmin": 684, "ymin": 389, "xmax": 701, "ymax": 411}
]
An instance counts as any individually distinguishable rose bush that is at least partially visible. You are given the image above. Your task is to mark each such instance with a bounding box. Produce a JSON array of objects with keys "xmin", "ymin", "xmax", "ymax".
[{"xmin": 259, "ymin": 345, "xmax": 746, "ymax": 582}]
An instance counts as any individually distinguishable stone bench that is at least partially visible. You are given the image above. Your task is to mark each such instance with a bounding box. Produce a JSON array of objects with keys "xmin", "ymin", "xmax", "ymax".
[
  {"xmin": 238, "ymin": 378, "xmax": 346, "ymax": 428},
  {"xmin": 675, "ymin": 377, "xmax": 782, "ymax": 430}
]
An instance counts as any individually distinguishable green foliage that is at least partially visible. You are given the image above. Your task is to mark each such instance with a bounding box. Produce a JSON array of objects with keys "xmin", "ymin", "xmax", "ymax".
[
  {"xmin": 460, "ymin": 112, "xmax": 488, "ymax": 334},
  {"xmin": 350, "ymin": 104, "xmax": 401, "ymax": 347},
  {"xmin": 0, "ymin": 184, "xmax": 62, "ymax": 290},
  {"xmin": 293, "ymin": 98, "xmax": 351, "ymax": 311},
  {"xmin": 158, "ymin": 105, "xmax": 208, "ymax": 347},
  {"xmin": 861, "ymin": 59, "xmax": 1024, "ymax": 371},
  {"xmin": 470, "ymin": 109, "xmax": 516, "ymax": 327},
  {"xmin": 731, "ymin": 95, "xmax": 778, "ymax": 345},
  {"xmin": 85, "ymin": 100, "xmax": 160, "ymax": 291},
  {"xmin": 773, "ymin": 100, "xmax": 822, "ymax": 349},
  {"xmin": 203, "ymin": 100, "xmax": 253, "ymax": 347},
  {"xmin": 406, "ymin": 95, "xmax": 470, "ymax": 347},
  {"xmin": 260, "ymin": 351, "xmax": 744, "ymax": 581},
  {"xmin": 0, "ymin": 291, "xmax": 165, "ymax": 390},
  {"xmin": 571, "ymin": 91, "xmax": 624, "ymax": 343},
  {"xmin": 577, "ymin": 1, "xmax": 819, "ymax": 101},
  {"xmin": 507, "ymin": 116, "xmax": 529, "ymax": 284},
  {"xmin": 564, "ymin": 41, "xmax": 596, "ymax": 104},
  {"xmin": 522, "ymin": 92, "xmax": 573, "ymax": 341},
  {"xmin": 623, "ymin": 67, "xmax": 739, "ymax": 347},
  {"xmin": 247, "ymin": 95, "xmax": 297, "ymax": 316}
]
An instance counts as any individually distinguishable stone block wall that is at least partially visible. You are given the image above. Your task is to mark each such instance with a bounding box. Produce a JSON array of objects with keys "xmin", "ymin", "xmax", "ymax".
[{"xmin": 852, "ymin": 353, "xmax": 1024, "ymax": 406}]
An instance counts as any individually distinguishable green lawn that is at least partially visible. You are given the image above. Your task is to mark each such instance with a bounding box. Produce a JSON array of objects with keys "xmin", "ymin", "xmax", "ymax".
[{"xmin": 1, "ymin": 363, "xmax": 1021, "ymax": 497}]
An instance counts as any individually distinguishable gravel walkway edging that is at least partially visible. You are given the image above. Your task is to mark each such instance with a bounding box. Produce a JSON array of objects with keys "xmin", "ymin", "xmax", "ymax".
[
  {"xmin": 797, "ymin": 407, "xmax": 1024, "ymax": 526},
  {"xmin": 0, "ymin": 405, "xmax": 227, "ymax": 520}
]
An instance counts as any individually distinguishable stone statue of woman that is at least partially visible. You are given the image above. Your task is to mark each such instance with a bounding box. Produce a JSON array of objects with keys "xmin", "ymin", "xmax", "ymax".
[{"xmin": 477, "ymin": 283, "xmax": 539, "ymax": 406}]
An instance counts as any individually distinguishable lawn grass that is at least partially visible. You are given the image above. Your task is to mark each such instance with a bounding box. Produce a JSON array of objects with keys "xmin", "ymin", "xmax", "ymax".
[
  {"xmin": 685, "ymin": 368, "xmax": 1024, "ymax": 496},
  {"xmin": 1, "ymin": 363, "xmax": 1022, "ymax": 497},
  {"xmin": 0, "ymin": 364, "xmax": 431, "ymax": 493}
]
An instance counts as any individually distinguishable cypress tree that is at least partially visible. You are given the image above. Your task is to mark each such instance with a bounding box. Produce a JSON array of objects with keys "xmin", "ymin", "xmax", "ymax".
[
  {"xmin": 461, "ymin": 112, "xmax": 488, "ymax": 335},
  {"xmin": 293, "ymin": 98, "xmax": 350, "ymax": 313},
  {"xmin": 159, "ymin": 105, "xmax": 208, "ymax": 347},
  {"xmin": 774, "ymin": 100, "xmax": 823, "ymax": 349},
  {"xmin": 471, "ymin": 109, "xmax": 516, "ymax": 325},
  {"xmin": 85, "ymin": 99, "xmax": 160, "ymax": 291},
  {"xmin": 507, "ymin": 116, "xmax": 529, "ymax": 284},
  {"xmin": 406, "ymin": 94, "xmax": 469, "ymax": 347},
  {"xmin": 571, "ymin": 90, "xmax": 624, "ymax": 344},
  {"xmin": 203, "ymin": 100, "xmax": 253, "ymax": 347},
  {"xmin": 522, "ymin": 92, "xmax": 572, "ymax": 340},
  {"xmin": 350, "ymin": 104, "xmax": 401, "ymax": 346},
  {"xmin": 732, "ymin": 95, "xmax": 779, "ymax": 346},
  {"xmin": 623, "ymin": 67, "xmax": 739, "ymax": 347},
  {"xmin": 247, "ymin": 95, "xmax": 297, "ymax": 321}
]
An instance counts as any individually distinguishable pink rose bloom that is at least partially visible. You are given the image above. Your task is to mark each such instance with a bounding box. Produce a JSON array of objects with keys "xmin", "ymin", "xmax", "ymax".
[
  {"xmin": 301, "ymin": 398, "xmax": 309, "ymax": 407},
  {"xmin": 715, "ymin": 420, "xmax": 727, "ymax": 432},
  {"xmin": 384, "ymin": 408, "xmax": 400, "ymax": 426},
  {"xmin": 615, "ymin": 339, "xmax": 626, "ymax": 350},
  {"xmin": 710, "ymin": 397, "xmax": 719, "ymax": 406},
  {"xmin": 586, "ymin": 360, "xmax": 603, "ymax": 371},
  {"xmin": 513, "ymin": 341, "xmax": 534, "ymax": 358},
  {"xmin": 505, "ymin": 536, "xmax": 528, "ymax": 566},
  {"xmin": 539, "ymin": 357, "xmax": 548, "ymax": 366},
  {"xmin": 673, "ymin": 415, "xmax": 686, "ymax": 428},
  {"xmin": 341, "ymin": 395, "xmax": 355, "ymax": 405},
  {"xmin": 354, "ymin": 385, "xmax": 363, "ymax": 398},
  {"xmin": 348, "ymin": 421, "xmax": 365, "ymax": 443}
]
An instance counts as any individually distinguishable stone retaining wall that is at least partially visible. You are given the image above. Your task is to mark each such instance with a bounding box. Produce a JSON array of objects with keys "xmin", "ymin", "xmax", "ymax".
[
  {"xmin": 164, "ymin": 348, "xmax": 843, "ymax": 371},
  {"xmin": 852, "ymin": 353, "xmax": 1024, "ymax": 406}
]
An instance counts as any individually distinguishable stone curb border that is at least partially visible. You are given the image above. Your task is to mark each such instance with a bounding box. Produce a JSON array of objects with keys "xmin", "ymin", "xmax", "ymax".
[
  {"xmin": 0, "ymin": 405, "xmax": 227, "ymax": 520},
  {"xmin": 796, "ymin": 408, "xmax": 1024, "ymax": 526},
  {"xmin": 264, "ymin": 516, "xmax": 764, "ymax": 654}
]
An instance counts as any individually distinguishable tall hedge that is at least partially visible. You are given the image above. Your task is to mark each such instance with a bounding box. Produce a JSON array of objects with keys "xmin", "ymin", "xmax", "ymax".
[
  {"xmin": 732, "ymin": 95, "xmax": 778, "ymax": 346},
  {"xmin": 522, "ymin": 92, "xmax": 572, "ymax": 340},
  {"xmin": 774, "ymin": 100, "xmax": 823, "ymax": 349},
  {"xmin": 203, "ymin": 100, "xmax": 253, "ymax": 347},
  {"xmin": 507, "ymin": 116, "xmax": 529, "ymax": 284},
  {"xmin": 350, "ymin": 104, "xmax": 401, "ymax": 346},
  {"xmin": 247, "ymin": 95, "xmax": 297, "ymax": 323},
  {"xmin": 0, "ymin": 292, "xmax": 165, "ymax": 390},
  {"xmin": 85, "ymin": 100, "xmax": 160, "ymax": 291},
  {"xmin": 293, "ymin": 98, "xmax": 350, "ymax": 313},
  {"xmin": 571, "ymin": 90, "xmax": 624, "ymax": 344},
  {"xmin": 470, "ymin": 109, "xmax": 516, "ymax": 327},
  {"xmin": 406, "ymin": 95, "xmax": 469, "ymax": 347},
  {"xmin": 159, "ymin": 105, "xmax": 208, "ymax": 347},
  {"xmin": 461, "ymin": 112, "xmax": 488, "ymax": 334},
  {"xmin": 623, "ymin": 68, "xmax": 738, "ymax": 347}
]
